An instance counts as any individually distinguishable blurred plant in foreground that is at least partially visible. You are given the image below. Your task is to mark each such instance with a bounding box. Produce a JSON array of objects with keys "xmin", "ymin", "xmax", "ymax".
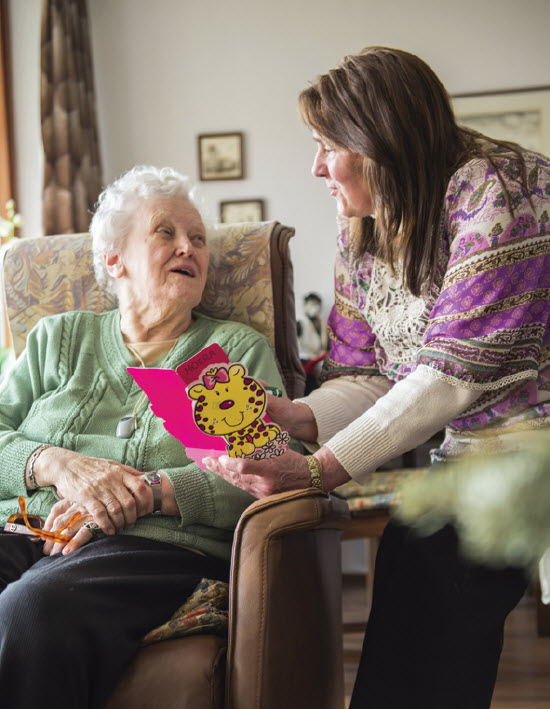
[{"xmin": 396, "ymin": 429, "xmax": 550, "ymax": 574}]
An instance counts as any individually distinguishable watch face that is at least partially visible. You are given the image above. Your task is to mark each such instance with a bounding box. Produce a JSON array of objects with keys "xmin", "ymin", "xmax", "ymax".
[{"xmin": 146, "ymin": 472, "xmax": 161, "ymax": 485}]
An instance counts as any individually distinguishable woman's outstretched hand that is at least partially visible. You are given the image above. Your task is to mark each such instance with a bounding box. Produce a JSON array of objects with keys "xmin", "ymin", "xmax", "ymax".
[{"xmin": 203, "ymin": 445, "xmax": 350, "ymax": 499}]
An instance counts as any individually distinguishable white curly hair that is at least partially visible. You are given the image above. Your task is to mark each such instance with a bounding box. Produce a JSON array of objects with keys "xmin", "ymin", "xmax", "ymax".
[{"xmin": 90, "ymin": 165, "xmax": 209, "ymax": 295}]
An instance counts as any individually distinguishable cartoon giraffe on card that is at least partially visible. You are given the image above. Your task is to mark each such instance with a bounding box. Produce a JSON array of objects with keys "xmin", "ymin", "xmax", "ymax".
[{"xmin": 187, "ymin": 364, "xmax": 280, "ymax": 457}]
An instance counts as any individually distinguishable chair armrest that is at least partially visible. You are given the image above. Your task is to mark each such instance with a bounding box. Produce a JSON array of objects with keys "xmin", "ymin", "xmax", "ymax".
[{"xmin": 226, "ymin": 489, "xmax": 350, "ymax": 709}]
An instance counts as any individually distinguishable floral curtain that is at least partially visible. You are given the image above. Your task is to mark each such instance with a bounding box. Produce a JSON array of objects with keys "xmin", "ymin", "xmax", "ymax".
[{"xmin": 41, "ymin": 0, "xmax": 103, "ymax": 235}]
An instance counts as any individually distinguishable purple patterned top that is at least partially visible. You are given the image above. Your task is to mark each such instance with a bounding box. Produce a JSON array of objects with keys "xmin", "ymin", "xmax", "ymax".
[{"xmin": 321, "ymin": 147, "xmax": 550, "ymax": 458}]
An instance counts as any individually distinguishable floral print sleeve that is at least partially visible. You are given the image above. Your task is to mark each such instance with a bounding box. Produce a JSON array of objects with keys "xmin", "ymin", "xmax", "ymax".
[
  {"xmin": 417, "ymin": 150, "xmax": 550, "ymax": 449},
  {"xmin": 320, "ymin": 217, "xmax": 381, "ymax": 381},
  {"xmin": 419, "ymin": 152, "xmax": 550, "ymax": 390}
]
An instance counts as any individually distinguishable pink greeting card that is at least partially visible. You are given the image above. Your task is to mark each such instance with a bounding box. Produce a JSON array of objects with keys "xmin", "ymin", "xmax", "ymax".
[{"xmin": 128, "ymin": 343, "xmax": 289, "ymax": 470}]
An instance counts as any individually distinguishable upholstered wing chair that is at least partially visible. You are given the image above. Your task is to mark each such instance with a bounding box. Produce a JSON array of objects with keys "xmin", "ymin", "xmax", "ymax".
[{"xmin": 1, "ymin": 221, "xmax": 350, "ymax": 709}]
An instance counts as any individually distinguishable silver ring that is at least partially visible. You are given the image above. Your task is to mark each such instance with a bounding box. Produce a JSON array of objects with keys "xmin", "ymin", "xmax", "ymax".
[{"xmin": 83, "ymin": 520, "xmax": 100, "ymax": 536}]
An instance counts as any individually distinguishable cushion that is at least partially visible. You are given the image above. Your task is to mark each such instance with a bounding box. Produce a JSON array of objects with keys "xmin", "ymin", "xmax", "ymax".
[{"xmin": 142, "ymin": 577, "xmax": 229, "ymax": 646}]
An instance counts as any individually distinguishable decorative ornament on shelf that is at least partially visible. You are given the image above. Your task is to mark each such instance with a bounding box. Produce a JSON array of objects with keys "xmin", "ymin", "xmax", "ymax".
[{"xmin": 0, "ymin": 200, "xmax": 23, "ymax": 245}]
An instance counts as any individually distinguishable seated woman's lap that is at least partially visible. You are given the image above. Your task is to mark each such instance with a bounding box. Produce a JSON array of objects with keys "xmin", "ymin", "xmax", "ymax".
[
  {"xmin": 0, "ymin": 534, "xmax": 229, "ymax": 709},
  {"xmin": 0, "ymin": 532, "xmax": 45, "ymax": 590}
]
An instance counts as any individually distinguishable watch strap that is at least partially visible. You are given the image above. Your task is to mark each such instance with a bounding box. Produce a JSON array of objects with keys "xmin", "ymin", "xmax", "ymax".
[
  {"xmin": 144, "ymin": 473, "xmax": 162, "ymax": 513},
  {"xmin": 305, "ymin": 455, "xmax": 323, "ymax": 491}
]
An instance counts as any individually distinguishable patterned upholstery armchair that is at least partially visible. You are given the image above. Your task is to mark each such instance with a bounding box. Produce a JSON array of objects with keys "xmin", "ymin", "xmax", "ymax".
[
  {"xmin": 3, "ymin": 221, "xmax": 304, "ymax": 398},
  {"xmin": 1, "ymin": 221, "xmax": 349, "ymax": 709}
]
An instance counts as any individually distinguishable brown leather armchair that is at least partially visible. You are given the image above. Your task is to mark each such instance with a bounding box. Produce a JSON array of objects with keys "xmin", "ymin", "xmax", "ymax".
[
  {"xmin": 2, "ymin": 220, "xmax": 350, "ymax": 709},
  {"xmin": 107, "ymin": 488, "xmax": 349, "ymax": 709}
]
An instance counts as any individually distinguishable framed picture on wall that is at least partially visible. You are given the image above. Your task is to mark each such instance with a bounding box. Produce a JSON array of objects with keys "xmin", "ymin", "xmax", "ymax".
[
  {"xmin": 219, "ymin": 199, "xmax": 265, "ymax": 224},
  {"xmin": 451, "ymin": 86, "xmax": 550, "ymax": 154},
  {"xmin": 198, "ymin": 132, "xmax": 244, "ymax": 181}
]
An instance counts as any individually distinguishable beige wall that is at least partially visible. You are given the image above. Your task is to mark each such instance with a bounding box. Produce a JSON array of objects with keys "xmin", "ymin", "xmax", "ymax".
[{"xmin": 9, "ymin": 0, "xmax": 550, "ymax": 322}]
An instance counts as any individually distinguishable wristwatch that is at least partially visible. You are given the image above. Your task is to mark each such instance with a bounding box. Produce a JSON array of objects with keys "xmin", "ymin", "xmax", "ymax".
[{"xmin": 144, "ymin": 472, "xmax": 162, "ymax": 513}]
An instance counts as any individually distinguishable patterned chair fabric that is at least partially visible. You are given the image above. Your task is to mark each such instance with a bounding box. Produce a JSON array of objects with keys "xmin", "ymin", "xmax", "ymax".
[
  {"xmin": 1, "ymin": 221, "xmax": 305, "ymax": 398},
  {"xmin": 335, "ymin": 468, "xmax": 428, "ymax": 511}
]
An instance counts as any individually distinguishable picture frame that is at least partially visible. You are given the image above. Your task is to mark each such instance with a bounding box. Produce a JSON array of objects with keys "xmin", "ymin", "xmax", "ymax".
[
  {"xmin": 219, "ymin": 199, "xmax": 265, "ymax": 224},
  {"xmin": 198, "ymin": 132, "xmax": 244, "ymax": 181},
  {"xmin": 451, "ymin": 86, "xmax": 550, "ymax": 155}
]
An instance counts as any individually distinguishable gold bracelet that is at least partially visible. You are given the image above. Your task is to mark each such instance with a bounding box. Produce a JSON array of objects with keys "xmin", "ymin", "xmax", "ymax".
[
  {"xmin": 305, "ymin": 455, "xmax": 323, "ymax": 491},
  {"xmin": 27, "ymin": 444, "xmax": 52, "ymax": 490}
]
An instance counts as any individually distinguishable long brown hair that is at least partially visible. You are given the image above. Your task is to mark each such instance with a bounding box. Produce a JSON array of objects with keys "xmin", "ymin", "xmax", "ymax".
[{"xmin": 298, "ymin": 46, "xmax": 528, "ymax": 296}]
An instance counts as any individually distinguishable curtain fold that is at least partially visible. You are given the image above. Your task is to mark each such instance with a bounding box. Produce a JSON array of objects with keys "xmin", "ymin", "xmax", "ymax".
[
  {"xmin": 0, "ymin": 0, "xmax": 15, "ymax": 351},
  {"xmin": 0, "ymin": 0, "xmax": 15, "ymax": 217},
  {"xmin": 41, "ymin": 0, "xmax": 103, "ymax": 235}
]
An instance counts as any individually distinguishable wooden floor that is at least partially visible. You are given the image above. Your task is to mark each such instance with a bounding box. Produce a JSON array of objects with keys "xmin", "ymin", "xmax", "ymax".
[{"xmin": 343, "ymin": 575, "xmax": 550, "ymax": 708}]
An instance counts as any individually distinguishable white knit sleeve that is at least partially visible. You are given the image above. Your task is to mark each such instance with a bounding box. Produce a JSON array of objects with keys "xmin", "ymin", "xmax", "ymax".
[
  {"xmin": 295, "ymin": 376, "xmax": 394, "ymax": 445},
  {"xmin": 301, "ymin": 365, "xmax": 483, "ymax": 484}
]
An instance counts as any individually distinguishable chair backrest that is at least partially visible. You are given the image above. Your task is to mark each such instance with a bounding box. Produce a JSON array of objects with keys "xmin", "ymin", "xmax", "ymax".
[{"xmin": 1, "ymin": 221, "xmax": 305, "ymax": 398}]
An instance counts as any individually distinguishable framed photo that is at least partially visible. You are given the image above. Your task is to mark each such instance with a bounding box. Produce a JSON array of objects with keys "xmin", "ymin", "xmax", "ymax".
[
  {"xmin": 219, "ymin": 199, "xmax": 265, "ymax": 224},
  {"xmin": 198, "ymin": 132, "xmax": 244, "ymax": 181},
  {"xmin": 452, "ymin": 86, "xmax": 550, "ymax": 154}
]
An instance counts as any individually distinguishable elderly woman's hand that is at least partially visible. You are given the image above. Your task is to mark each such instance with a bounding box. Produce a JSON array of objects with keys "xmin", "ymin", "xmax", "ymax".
[
  {"xmin": 203, "ymin": 445, "xmax": 350, "ymax": 498},
  {"xmin": 30, "ymin": 447, "xmax": 151, "ymax": 535},
  {"xmin": 41, "ymin": 499, "xmax": 99, "ymax": 556}
]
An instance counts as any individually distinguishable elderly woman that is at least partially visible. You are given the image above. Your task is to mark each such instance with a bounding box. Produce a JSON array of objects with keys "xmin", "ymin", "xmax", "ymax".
[{"xmin": 0, "ymin": 165, "xmax": 284, "ymax": 708}]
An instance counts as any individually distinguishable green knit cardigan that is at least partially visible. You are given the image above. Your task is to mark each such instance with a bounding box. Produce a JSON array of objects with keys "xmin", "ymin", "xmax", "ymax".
[{"xmin": 0, "ymin": 309, "xmax": 285, "ymax": 561}]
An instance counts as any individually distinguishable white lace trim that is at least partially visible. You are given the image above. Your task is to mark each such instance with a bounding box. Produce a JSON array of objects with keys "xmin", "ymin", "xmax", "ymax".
[{"xmin": 363, "ymin": 258, "xmax": 437, "ymax": 363}]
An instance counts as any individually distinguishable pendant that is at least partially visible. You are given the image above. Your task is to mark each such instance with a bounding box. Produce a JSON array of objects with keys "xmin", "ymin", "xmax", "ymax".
[{"xmin": 116, "ymin": 415, "xmax": 137, "ymax": 439}]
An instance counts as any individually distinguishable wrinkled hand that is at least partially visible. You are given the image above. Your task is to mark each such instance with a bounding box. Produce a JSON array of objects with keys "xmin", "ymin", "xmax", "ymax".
[
  {"xmin": 203, "ymin": 445, "xmax": 351, "ymax": 498},
  {"xmin": 203, "ymin": 448, "xmax": 312, "ymax": 498},
  {"xmin": 33, "ymin": 448, "xmax": 151, "ymax": 535},
  {"xmin": 41, "ymin": 499, "xmax": 97, "ymax": 556}
]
